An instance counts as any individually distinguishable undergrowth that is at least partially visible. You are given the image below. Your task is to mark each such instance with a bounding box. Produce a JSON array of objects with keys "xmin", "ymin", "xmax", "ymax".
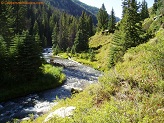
[
  {"xmin": 0, "ymin": 64, "xmax": 65, "ymax": 102},
  {"xmin": 24, "ymin": 29, "xmax": 164, "ymax": 123}
]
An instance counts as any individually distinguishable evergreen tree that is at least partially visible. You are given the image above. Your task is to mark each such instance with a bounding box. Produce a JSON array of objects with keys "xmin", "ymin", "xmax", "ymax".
[
  {"xmin": 33, "ymin": 21, "xmax": 39, "ymax": 35},
  {"xmin": 140, "ymin": 0, "xmax": 149, "ymax": 20},
  {"xmin": 0, "ymin": 35, "xmax": 7, "ymax": 77},
  {"xmin": 0, "ymin": 3, "xmax": 15, "ymax": 46},
  {"xmin": 10, "ymin": 31, "xmax": 42, "ymax": 81},
  {"xmin": 53, "ymin": 44, "xmax": 60, "ymax": 55},
  {"xmin": 108, "ymin": 30, "xmax": 125, "ymax": 68},
  {"xmin": 68, "ymin": 17, "xmax": 77, "ymax": 47},
  {"xmin": 152, "ymin": 0, "xmax": 158, "ymax": 14},
  {"xmin": 14, "ymin": 4, "xmax": 28, "ymax": 34},
  {"xmin": 108, "ymin": 8, "xmax": 116, "ymax": 33},
  {"xmin": 122, "ymin": 0, "xmax": 129, "ymax": 17},
  {"xmin": 20, "ymin": 31, "xmax": 42, "ymax": 81},
  {"xmin": 97, "ymin": 4, "xmax": 109, "ymax": 31},
  {"xmin": 52, "ymin": 23, "xmax": 58, "ymax": 50},
  {"xmin": 76, "ymin": 11, "xmax": 89, "ymax": 52},
  {"xmin": 122, "ymin": 0, "xmax": 142, "ymax": 47},
  {"xmin": 58, "ymin": 13, "xmax": 68, "ymax": 51},
  {"xmin": 157, "ymin": 0, "xmax": 164, "ymax": 15},
  {"xmin": 87, "ymin": 15, "xmax": 94, "ymax": 37},
  {"xmin": 35, "ymin": 33, "xmax": 42, "ymax": 55},
  {"xmin": 74, "ymin": 29, "xmax": 83, "ymax": 52},
  {"xmin": 109, "ymin": 0, "xmax": 143, "ymax": 68}
]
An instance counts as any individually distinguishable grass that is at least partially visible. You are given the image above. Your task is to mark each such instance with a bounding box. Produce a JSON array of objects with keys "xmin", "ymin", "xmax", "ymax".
[
  {"xmin": 57, "ymin": 33, "xmax": 113, "ymax": 72},
  {"xmin": 115, "ymin": 28, "xmax": 164, "ymax": 93},
  {"xmin": 0, "ymin": 64, "xmax": 66, "ymax": 102},
  {"xmin": 21, "ymin": 28, "xmax": 164, "ymax": 123}
]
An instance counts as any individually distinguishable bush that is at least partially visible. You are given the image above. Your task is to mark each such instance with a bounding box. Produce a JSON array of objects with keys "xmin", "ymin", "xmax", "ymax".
[{"xmin": 115, "ymin": 29, "xmax": 164, "ymax": 93}]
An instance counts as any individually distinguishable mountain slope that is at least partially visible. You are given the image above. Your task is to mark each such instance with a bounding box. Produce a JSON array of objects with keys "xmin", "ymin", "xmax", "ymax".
[
  {"xmin": 72, "ymin": 0, "xmax": 120, "ymax": 22},
  {"xmin": 43, "ymin": 0, "xmax": 97, "ymax": 24},
  {"xmin": 71, "ymin": 0, "xmax": 99, "ymax": 16}
]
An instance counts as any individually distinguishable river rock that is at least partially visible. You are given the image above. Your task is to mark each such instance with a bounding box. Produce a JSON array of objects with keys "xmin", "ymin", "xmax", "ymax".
[
  {"xmin": 44, "ymin": 106, "xmax": 76, "ymax": 122},
  {"xmin": 71, "ymin": 88, "xmax": 83, "ymax": 94},
  {"xmin": 21, "ymin": 117, "xmax": 31, "ymax": 121}
]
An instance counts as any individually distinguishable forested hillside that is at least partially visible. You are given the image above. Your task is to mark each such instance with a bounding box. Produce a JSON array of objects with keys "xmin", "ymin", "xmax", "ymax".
[
  {"xmin": 32, "ymin": 0, "xmax": 163, "ymax": 122},
  {"xmin": 71, "ymin": 0, "xmax": 99, "ymax": 16},
  {"xmin": 0, "ymin": 0, "xmax": 164, "ymax": 122},
  {"xmin": 43, "ymin": 0, "xmax": 98, "ymax": 24},
  {"xmin": 0, "ymin": 0, "xmax": 94, "ymax": 101}
]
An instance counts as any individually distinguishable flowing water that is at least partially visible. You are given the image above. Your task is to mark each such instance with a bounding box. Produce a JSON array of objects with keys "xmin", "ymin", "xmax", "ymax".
[{"xmin": 0, "ymin": 51, "xmax": 102, "ymax": 123}]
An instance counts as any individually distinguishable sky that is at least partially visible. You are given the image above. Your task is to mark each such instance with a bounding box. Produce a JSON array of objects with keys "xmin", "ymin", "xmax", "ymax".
[{"xmin": 79, "ymin": 0, "xmax": 154, "ymax": 18}]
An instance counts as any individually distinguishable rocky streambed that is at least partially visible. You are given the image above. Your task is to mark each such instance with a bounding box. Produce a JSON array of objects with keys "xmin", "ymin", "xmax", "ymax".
[{"xmin": 0, "ymin": 54, "xmax": 102, "ymax": 123}]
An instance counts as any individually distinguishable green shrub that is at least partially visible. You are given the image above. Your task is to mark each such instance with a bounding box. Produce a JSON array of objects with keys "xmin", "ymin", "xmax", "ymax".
[{"xmin": 115, "ymin": 29, "xmax": 164, "ymax": 93}]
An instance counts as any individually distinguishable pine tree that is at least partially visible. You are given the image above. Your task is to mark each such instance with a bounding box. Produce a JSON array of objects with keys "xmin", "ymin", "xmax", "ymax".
[
  {"xmin": 35, "ymin": 33, "xmax": 42, "ymax": 55},
  {"xmin": 53, "ymin": 44, "xmax": 60, "ymax": 55},
  {"xmin": 122, "ymin": 0, "xmax": 129, "ymax": 17},
  {"xmin": 152, "ymin": 0, "xmax": 158, "ymax": 14},
  {"xmin": 0, "ymin": 3, "xmax": 15, "ymax": 46},
  {"xmin": 97, "ymin": 4, "xmax": 109, "ymax": 31},
  {"xmin": 76, "ymin": 11, "xmax": 89, "ymax": 52},
  {"xmin": 14, "ymin": 4, "xmax": 28, "ymax": 34},
  {"xmin": 0, "ymin": 35, "xmax": 7, "ymax": 77},
  {"xmin": 58, "ymin": 13, "xmax": 68, "ymax": 51},
  {"xmin": 140, "ymin": 0, "xmax": 149, "ymax": 20},
  {"xmin": 121, "ymin": 1, "xmax": 142, "ymax": 47},
  {"xmin": 52, "ymin": 23, "xmax": 58, "ymax": 50},
  {"xmin": 109, "ymin": 0, "xmax": 143, "ymax": 68},
  {"xmin": 157, "ymin": 0, "xmax": 164, "ymax": 15},
  {"xmin": 10, "ymin": 31, "xmax": 42, "ymax": 81},
  {"xmin": 33, "ymin": 21, "xmax": 39, "ymax": 35},
  {"xmin": 74, "ymin": 29, "xmax": 83, "ymax": 52},
  {"xmin": 108, "ymin": 8, "xmax": 116, "ymax": 33},
  {"xmin": 87, "ymin": 15, "xmax": 94, "ymax": 37},
  {"xmin": 68, "ymin": 17, "xmax": 77, "ymax": 48}
]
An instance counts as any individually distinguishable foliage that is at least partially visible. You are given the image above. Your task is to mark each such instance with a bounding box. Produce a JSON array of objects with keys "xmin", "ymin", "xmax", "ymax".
[
  {"xmin": 97, "ymin": 4, "xmax": 109, "ymax": 31},
  {"xmin": 74, "ymin": 29, "xmax": 84, "ymax": 52},
  {"xmin": 88, "ymin": 49, "xmax": 95, "ymax": 61},
  {"xmin": 20, "ymin": 2, "xmax": 164, "ymax": 123},
  {"xmin": 115, "ymin": 28, "xmax": 164, "ymax": 93},
  {"xmin": 108, "ymin": 0, "xmax": 145, "ymax": 68},
  {"xmin": 52, "ymin": 23, "xmax": 58, "ymax": 50},
  {"xmin": 140, "ymin": 0, "xmax": 149, "ymax": 20},
  {"xmin": 108, "ymin": 8, "xmax": 116, "ymax": 33},
  {"xmin": 53, "ymin": 44, "xmax": 60, "ymax": 55},
  {"xmin": 0, "ymin": 35, "xmax": 7, "ymax": 77},
  {"xmin": 0, "ymin": 64, "xmax": 65, "ymax": 102},
  {"xmin": 31, "ymin": 29, "xmax": 164, "ymax": 123},
  {"xmin": 9, "ymin": 31, "xmax": 42, "ymax": 81}
]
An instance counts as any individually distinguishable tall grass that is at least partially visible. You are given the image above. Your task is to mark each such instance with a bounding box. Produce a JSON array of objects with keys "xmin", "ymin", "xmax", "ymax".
[{"xmin": 29, "ymin": 29, "xmax": 164, "ymax": 123}]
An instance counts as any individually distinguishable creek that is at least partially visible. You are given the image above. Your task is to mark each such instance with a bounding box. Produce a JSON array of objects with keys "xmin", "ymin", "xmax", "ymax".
[{"xmin": 0, "ymin": 51, "xmax": 102, "ymax": 123}]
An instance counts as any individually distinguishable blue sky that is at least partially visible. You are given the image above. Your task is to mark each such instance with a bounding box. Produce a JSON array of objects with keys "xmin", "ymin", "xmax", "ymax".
[{"xmin": 79, "ymin": 0, "xmax": 154, "ymax": 18}]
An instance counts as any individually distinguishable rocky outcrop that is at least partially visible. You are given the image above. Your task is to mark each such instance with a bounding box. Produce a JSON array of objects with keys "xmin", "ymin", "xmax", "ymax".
[{"xmin": 44, "ymin": 106, "xmax": 76, "ymax": 122}]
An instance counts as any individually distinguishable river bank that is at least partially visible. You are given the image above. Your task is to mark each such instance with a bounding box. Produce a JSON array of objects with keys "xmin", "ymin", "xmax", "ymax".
[{"xmin": 0, "ymin": 56, "xmax": 102, "ymax": 123}]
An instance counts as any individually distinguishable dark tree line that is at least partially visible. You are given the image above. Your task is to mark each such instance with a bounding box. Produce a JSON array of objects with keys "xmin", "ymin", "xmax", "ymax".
[{"xmin": 0, "ymin": 0, "xmax": 94, "ymax": 87}]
